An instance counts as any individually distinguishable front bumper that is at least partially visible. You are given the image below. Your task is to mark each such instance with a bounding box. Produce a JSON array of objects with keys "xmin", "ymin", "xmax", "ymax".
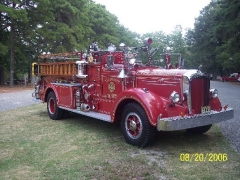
[{"xmin": 157, "ymin": 108, "xmax": 234, "ymax": 131}]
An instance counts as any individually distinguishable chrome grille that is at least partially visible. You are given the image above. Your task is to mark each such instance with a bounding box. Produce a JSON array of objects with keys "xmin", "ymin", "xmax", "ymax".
[{"xmin": 190, "ymin": 77, "xmax": 210, "ymax": 114}]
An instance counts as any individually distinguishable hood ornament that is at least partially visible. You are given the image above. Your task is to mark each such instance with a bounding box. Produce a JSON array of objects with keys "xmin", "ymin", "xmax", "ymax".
[{"xmin": 198, "ymin": 64, "xmax": 202, "ymax": 72}]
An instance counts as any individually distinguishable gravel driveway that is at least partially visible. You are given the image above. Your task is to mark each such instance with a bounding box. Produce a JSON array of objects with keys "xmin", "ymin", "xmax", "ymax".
[
  {"xmin": 0, "ymin": 82, "xmax": 239, "ymax": 153},
  {"xmin": 0, "ymin": 90, "xmax": 40, "ymax": 112},
  {"xmin": 211, "ymin": 81, "xmax": 240, "ymax": 153}
]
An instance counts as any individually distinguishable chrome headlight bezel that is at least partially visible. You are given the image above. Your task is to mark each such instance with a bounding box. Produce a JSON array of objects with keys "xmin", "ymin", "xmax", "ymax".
[
  {"xmin": 170, "ymin": 91, "xmax": 180, "ymax": 104},
  {"xmin": 210, "ymin": 88, "xmax": 218, "ymax": 99}
]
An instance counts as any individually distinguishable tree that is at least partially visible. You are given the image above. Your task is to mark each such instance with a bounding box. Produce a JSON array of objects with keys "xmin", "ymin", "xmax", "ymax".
[
  {"xmin": 0, "ymin": 0, "xmax": 52, "ymax": 86},
  {"xmin": 86, "ymin": 2, "xmax": 120, "ymax": 49},
  {"xmin": 0, "ymin": 1, "xmax": 29, "ymax": 86},
  {"xmin": 214, "ymin": 0, "xmax": 240, "ymax": 74},
  {"xmin": 185, "ymin": 0, "xmax": 240, "ymax": 76}
]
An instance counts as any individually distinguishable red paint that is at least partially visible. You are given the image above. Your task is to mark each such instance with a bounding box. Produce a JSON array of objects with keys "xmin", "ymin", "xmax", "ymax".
[{"xmin": 33, "ymin": 47, "xmax": 224, "ymax": 127}]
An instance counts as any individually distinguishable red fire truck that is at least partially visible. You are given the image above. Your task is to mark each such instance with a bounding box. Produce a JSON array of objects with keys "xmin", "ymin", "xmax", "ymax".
[{"xmin": 32, "ymin": 38, "xmax": 234, "ymax": 147}]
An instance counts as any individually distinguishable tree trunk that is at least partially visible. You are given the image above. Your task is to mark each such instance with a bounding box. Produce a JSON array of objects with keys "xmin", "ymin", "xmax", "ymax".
[
  {"xmin": 10, "ymin": 19, "xmax": 15, "ymax": 88},
  {"xmin": 0, "ymin": 66, "xmax": 5, "ymax": 85},
  {"xmin": 0, "ymin": 11, "xmax": 5, "ymax": 85}
]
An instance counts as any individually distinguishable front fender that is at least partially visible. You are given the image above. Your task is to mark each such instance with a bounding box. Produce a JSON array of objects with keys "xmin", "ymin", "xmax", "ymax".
[
  {"xmin": 111, "ymin": 88, "xmax": 168, "ymax": 126},
  {"xmin": 210, "ymin": 97, "xmax": 222, "ymax": 111}
]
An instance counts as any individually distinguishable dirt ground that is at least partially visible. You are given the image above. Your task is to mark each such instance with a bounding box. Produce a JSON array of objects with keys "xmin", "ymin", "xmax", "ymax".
[{"xmin": 0, "ymin": 85, "xmax": 33, "ymax": 94}]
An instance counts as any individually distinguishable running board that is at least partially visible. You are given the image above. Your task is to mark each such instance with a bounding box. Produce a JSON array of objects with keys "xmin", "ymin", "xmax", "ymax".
[{"xmin": 59, "ymin": 106, "xmax": 111, "ymax": 122}]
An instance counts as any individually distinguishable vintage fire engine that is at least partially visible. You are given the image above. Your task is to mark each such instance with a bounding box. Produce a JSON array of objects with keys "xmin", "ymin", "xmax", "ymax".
[{"xmin": 32, "ymin": 38, "xmax": 234, "ymax": 147}]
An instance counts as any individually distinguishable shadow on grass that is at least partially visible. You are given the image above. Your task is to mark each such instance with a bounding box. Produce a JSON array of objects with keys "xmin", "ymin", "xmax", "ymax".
[
  {"xmin": 37, "ymin": 110, "xmax": 49, "ymax": 117},
  {"xmin": 153, "ymin": 130, "xmax": 218, "ymax": 152},
  {"xmin": 38, "ymin": 110, "xmax": 223, "ymax": 150}
]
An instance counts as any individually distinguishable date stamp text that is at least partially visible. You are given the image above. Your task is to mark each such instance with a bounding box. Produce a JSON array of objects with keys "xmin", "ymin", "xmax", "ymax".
[{"xmin": 180, "ymin": 153, "xmax": 228, "ymax": 162}]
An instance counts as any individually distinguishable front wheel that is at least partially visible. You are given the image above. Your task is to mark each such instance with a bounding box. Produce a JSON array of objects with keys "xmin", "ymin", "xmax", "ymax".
[
  {"xmin": 186, "ymin": 124, "xmax": 212, "ymax": 134},
  {"xmin": 121, "ymin": 103, "xmax": 156, "ymax": 147},
  {"xmin": 47, "ymin": 91, "xmax": 64, "ymax": 120}
]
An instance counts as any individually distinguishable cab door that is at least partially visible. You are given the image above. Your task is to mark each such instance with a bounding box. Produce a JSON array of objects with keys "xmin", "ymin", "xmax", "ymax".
[{"xmin": 99, "ymin": 53, "xmax": 124, "ymax": 113}]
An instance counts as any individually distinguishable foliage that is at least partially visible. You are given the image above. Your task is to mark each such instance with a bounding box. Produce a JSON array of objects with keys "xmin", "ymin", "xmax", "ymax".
[
  {"xmin": 1, "ymin": 0, "xmax": 239, "ymax": 84},
  {"xmin": 0, "ymin": 0, "xmax": 144, "ymax": 85},
  {"xmin": 140, "ymin": 26, "xmax": 187, "ymax": 67},
  {"xmin": 0, "ymin": 0, "xmax": 53, "ymax": 85},
  {"xmin": 185, "ymin": 0, "xmax": 240, "ymax": 76}
]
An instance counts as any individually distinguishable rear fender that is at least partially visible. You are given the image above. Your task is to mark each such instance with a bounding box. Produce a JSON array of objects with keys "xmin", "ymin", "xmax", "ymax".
[
  {"xmin": 111, "ymin": 88, "xmax": 168, "ymax": 126},
  {"xmin": 43, "ymin": 84, "xmax": 58, "ymax": 103}
]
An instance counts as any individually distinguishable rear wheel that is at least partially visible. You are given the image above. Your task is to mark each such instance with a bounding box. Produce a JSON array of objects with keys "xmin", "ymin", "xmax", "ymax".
[
  {"xmin": 47, "ymin": 91, "xmax": 64, "ymax": 120},
  {"xmin": 121, "ymin": 103, "xmax": 156, "ymax": 147},
  {"xmin": 186, "ymin": 124, "xmax": 212, "ymax": 134}
]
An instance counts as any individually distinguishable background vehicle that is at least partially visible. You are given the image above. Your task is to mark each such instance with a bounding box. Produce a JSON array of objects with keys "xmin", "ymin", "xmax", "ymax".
[
  {"xmin": 32, "ymin": 38, "xmax": 234, "ymax": 147},
  {"xmin": 220, "ymin": 72, "xmax": 240, "ymax": 82}
]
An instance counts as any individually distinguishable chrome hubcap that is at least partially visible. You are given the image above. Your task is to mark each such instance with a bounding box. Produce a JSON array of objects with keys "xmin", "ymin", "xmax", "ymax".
[{"xmin": 125, "ymin": 112, "xmax": 143, "ymax": 139}]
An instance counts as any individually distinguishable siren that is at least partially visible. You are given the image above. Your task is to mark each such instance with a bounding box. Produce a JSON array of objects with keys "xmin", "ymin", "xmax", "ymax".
[{"xmin": 144, "ymin": 38, "xmax": 153, "ymax": 45}]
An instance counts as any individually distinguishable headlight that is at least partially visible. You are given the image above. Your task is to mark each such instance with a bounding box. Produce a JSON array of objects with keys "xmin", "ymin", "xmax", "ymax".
[
  {"xmin": 170, "ymin": 91, "xmax": 180, "ymax": 103},
  {"xmin": 210, "ymin": 89, "xmax": 218, "ymax": 98}
]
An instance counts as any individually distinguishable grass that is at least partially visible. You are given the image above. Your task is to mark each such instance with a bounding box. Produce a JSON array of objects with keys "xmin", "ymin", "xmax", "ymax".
[{"xmin": 0, "ymin": 104, "xmax": 239, "ymax": 180}]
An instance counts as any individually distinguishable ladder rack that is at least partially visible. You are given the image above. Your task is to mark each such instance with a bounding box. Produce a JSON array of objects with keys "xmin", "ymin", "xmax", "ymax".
[{"xmin": 38, "ymin": 62, "xmax": 78, "ymax": 76}]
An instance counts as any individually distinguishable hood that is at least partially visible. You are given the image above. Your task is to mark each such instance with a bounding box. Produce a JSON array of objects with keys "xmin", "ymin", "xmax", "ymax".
[{"xmin": 135, "ymin": 67, "xmax": 199, "ymax": 79}]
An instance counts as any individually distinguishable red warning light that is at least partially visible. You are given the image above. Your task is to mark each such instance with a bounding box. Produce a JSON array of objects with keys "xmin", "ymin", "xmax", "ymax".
[{"xmin": 144, "ymin": 38, "xmax": 153, "ymax": 45}]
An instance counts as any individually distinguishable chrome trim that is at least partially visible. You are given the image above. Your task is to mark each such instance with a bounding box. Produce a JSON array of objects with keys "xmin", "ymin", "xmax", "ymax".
[
  {"xmin": 51, "ymin": 83, "xmax": 82, "ymax": 87},
  {"xmin": 32, "ymin": 85, "xmax": 40, "ymax": 99},
  {"xmin": 188, "ymin": 82, "xmax": 192, "ymax": 114},
  {"xmin": 169, "ymin": 91, "xmax": 180, "ymax": 103},
  {"xmin": 157, "ymin": 108, "xmax": 234, "ymax": 131},
  {"xmin": 210, "ymin": 89, "xmax": 218, "ymax": 98},
  {"xmin": 183, "ymin": 69, "xmax": 205, "ymax": 82},
  {"xmin": 59, "ymin": 106, "xmax": 111, "ymax": 122},
  {"xmin": 125, "ymin": 112, "xmax": 143, "ymax": 139}
]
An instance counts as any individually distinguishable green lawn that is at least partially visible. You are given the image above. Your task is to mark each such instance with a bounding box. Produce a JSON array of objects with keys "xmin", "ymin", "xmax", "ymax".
[{"xmin": 0, "ymin": 104, "xmax": 239, "ymax": 180}]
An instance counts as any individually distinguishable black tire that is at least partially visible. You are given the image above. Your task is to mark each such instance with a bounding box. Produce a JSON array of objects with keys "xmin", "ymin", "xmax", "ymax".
[
  {"xmin": 186, "ymin": 124, "xmax": 212, "ymax": 134},
  {"xmin": 121, "ymin": 103, "xmax": 156, "ymax": 148},
  {"xmin": 47, "ymin": 91, "xmax": 64, "ymax": 120}
]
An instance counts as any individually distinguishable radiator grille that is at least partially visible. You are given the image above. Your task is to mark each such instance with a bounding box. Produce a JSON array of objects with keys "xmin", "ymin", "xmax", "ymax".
[{"xmin": 190, "ymin": 78, "xmax": 210, "ymax": 114}]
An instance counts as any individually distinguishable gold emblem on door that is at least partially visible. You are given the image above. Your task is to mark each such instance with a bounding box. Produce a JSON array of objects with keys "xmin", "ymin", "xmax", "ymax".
[{"xmin": 108, "ymin": 82, "xmax": 115, "ymax": 93}]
